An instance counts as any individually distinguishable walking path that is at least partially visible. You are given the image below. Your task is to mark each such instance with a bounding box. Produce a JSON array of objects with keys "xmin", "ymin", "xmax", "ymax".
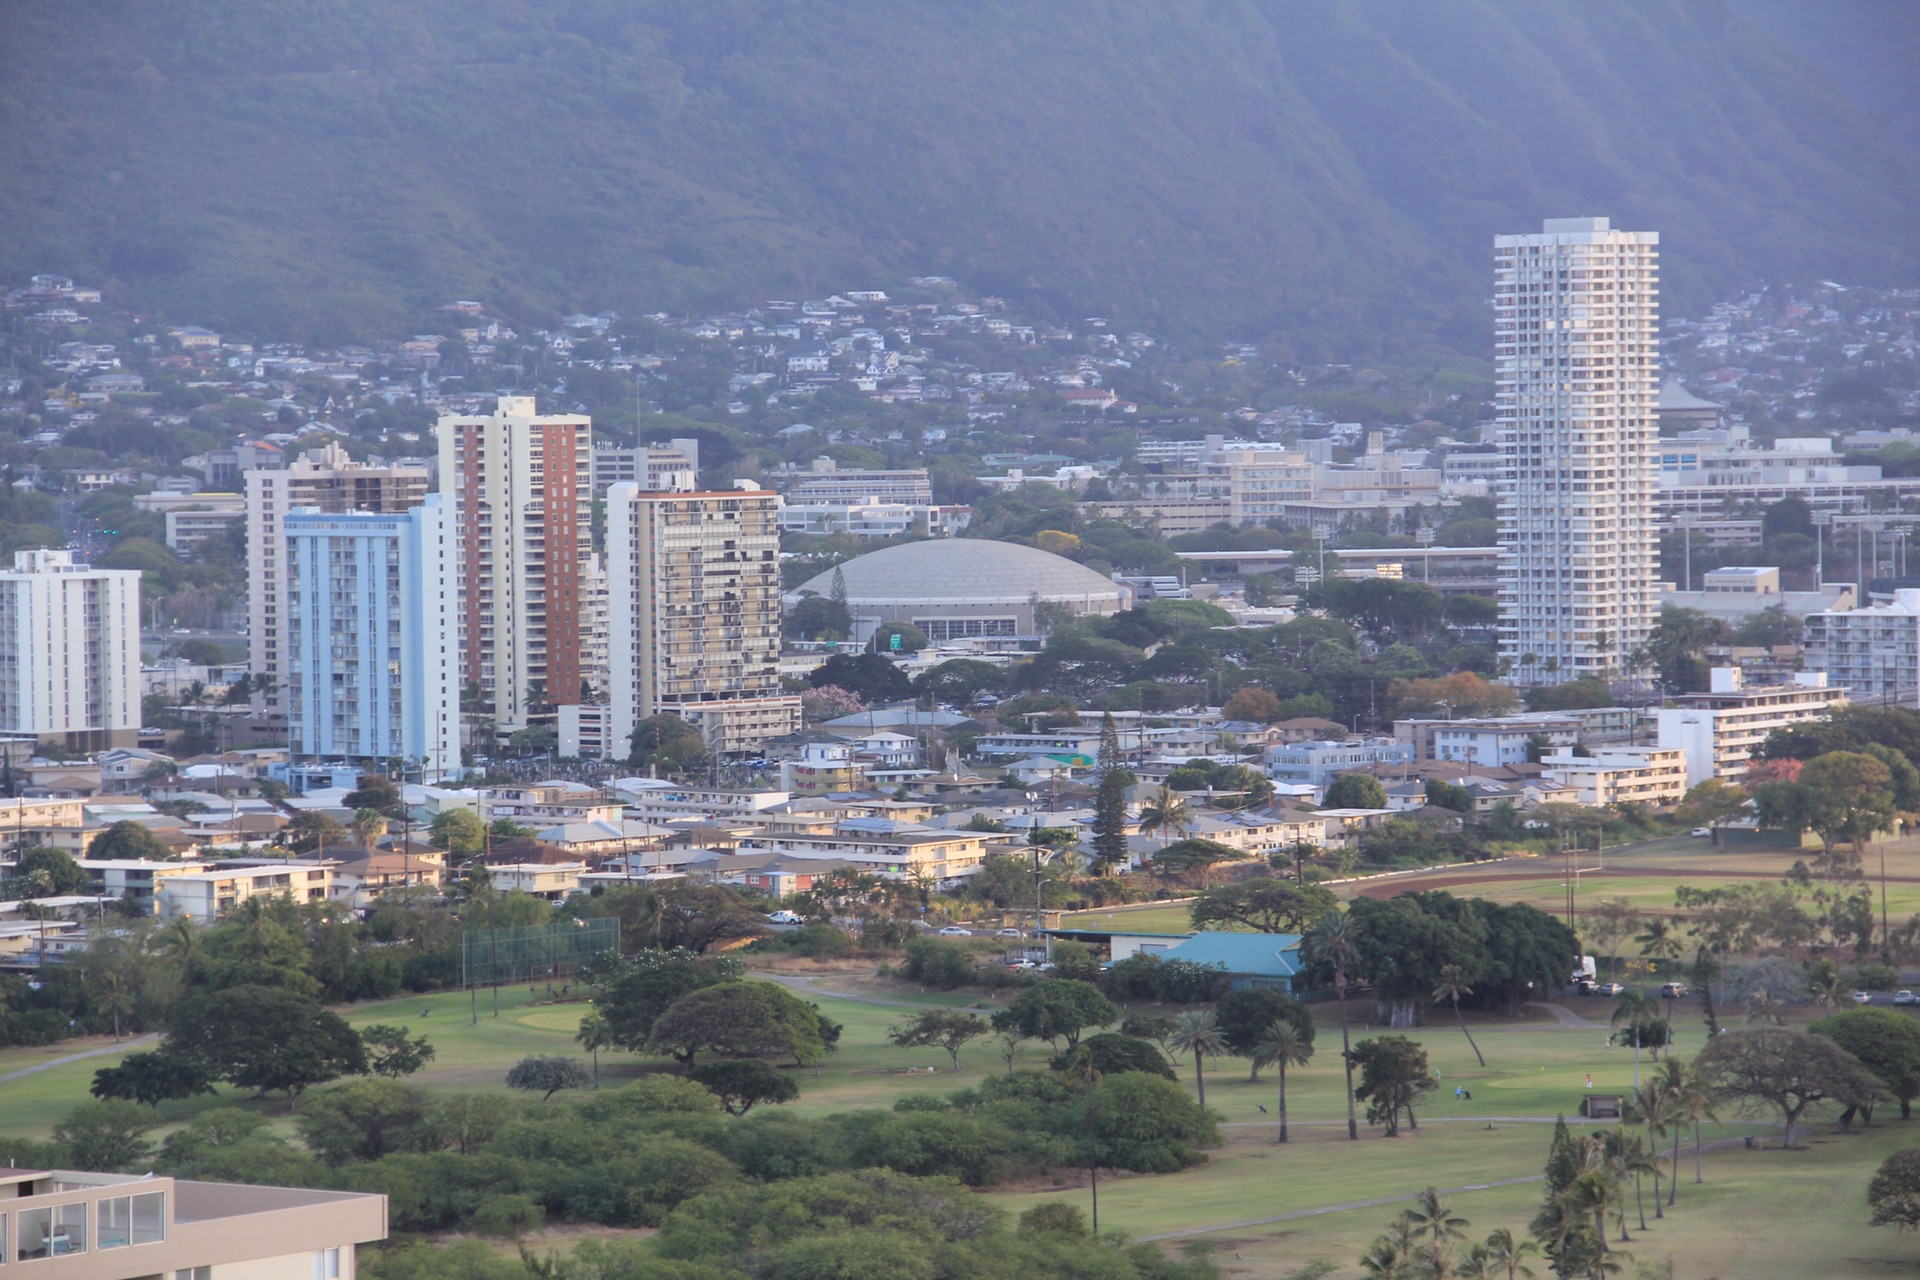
[
  {"xmin": 1524, "ymin": 1001, "xmax": 1610, "ymax": 1029},
  {"xmin": 0, "ymin": 1034, "xmax": 153, "ymax": 1085}
]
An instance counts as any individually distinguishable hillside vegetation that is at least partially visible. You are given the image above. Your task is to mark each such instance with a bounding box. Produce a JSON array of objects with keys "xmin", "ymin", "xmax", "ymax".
[{"xmin": 2, "ymin": 0, "xmax": 1916, "ymax": 351}]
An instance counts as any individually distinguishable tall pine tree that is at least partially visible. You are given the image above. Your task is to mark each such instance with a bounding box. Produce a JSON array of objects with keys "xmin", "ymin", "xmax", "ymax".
[
  {"xmin": 1091, "ymin": 712, "xmax": 1132, "ymax": 873},
  {"xmin": 1531, "ymin": 1114, "xmax": 1586, "ymax": 1276}
]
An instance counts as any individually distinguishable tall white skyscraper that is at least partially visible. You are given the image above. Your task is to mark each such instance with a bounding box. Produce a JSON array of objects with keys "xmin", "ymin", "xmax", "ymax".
[
  {"xmin": 607, "ymin": 482, "xmax": 800, "ymax": 758},
  {"xmin": 1495, "ymin": 217, "xmax": 1660, "ymax": 685},
  {"xmin": 0, "ymin": 550, "xmax": 141, "ymax": 750},
  {"xmin": 283, "ymin": 497, "xmax": 459, "ymax": 780}
]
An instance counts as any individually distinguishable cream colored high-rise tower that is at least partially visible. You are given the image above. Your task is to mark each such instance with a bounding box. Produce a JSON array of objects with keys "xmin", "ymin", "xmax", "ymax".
[
  {"xmin": 607, "ymin": 482, "xmax": 799, "ymax": 757},
  {"xmin": 1495, "ymin": 217, "xmax": 1659, "ymax": 685}
]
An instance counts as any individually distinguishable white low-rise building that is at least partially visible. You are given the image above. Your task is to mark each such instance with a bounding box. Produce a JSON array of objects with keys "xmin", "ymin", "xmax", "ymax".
[
  {"xmin": 1806, "ymin": 588, "xmax": 1920, "ymax": 706},
  {"xmin": 157, "ymin": 862, "xmax": 335, "ymax": 922},
  {"xmin": 1542, "ymin": 746, "xmax": 1688, "ymax": 808}
]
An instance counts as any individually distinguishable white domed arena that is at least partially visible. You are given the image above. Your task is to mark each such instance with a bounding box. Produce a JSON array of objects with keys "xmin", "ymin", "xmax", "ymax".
[{"xmin": 789, "ymin": 539, "xmax": 1129, "ymax": 645}]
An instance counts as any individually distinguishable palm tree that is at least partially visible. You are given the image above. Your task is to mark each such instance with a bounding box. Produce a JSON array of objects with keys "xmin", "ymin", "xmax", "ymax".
[
  {"xmin": 1611, "ymin": 990, "xmax": 1659, "ymax": 1091},
  {"xmin": 1615, "ymin": 1130, "xmax": 1662, "ymax": 1234},
  {"xmin": 576, "ymin": 1010, "xmax": 613, "ymax": 1087},
  {"xmin": 1169, "ymin": 1010, "xmax": 1226, "ymax": 1106},
  {"xmin": 1253, "ymin": 1019, "xmax": 1313, "ymax": 1143},
  {"xmin": 1137, "ymin": 783, "xmax": 1193, "ymax": 851},
  {"xmin": 353, "ymin": 808, "xmax": 389, "ymax": 847},
  {"xmin": 1359, "ymin": 1215, "xmax": 1420, "ymax": 1280},
  {"xmin": 1632, "ymin": 1077, "xmax": 1673, "ymax": 1219},
  {"xmin": 1637, "ymin": 917, "xmax": 1686, "ymax": 1033},
  {"xmin": 155, "ymin": 916, "xmax": 201, "ymax": 987},
  {"xmin": 1308, "ymin": 910, "xmax": 1363, "ymax": 1140},
  {"xmin": 1806, "ymin": 956, "xmax": 1845, "ymax": 1010},
  {"xmin": 1659, "ymin": 1056, "xmax": 1716, "ymax": 1199},
  {"xmin": 1403, "ymin": 1185, "xmax": 1470, "ymax": 1278},
  {"xmin": 1474, "ymin": 1227, "xmax": 1539, "ymax": 1280},
  {"xmin": 1434, "ymin": 963, "xmax": 1486, "ymax": 1067}
]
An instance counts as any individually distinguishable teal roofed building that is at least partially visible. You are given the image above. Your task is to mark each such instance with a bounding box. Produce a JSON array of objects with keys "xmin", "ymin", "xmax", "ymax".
[{"xmin": 1159, "ymin": 931, "xmax": 1303, "ymax": 993}]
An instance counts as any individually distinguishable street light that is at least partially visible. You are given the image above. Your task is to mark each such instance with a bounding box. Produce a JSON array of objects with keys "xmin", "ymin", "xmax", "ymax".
[
  {"xmin": 1417, "ymin": 524, "xmax": 1436, "ymax": 582},
  {"xmin": 1313, "ymin": 522, "xmax": 1334, "ymax": 583},
  {"xmin": 1814, "ymin": 509, "xmax": 1833, "ymax": 587}
]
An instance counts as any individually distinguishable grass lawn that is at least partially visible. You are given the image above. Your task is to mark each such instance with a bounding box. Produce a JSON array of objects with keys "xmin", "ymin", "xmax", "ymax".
[{"xmin": 4, "ymin": 945, "xmax": 1910, "ymax": 1277}]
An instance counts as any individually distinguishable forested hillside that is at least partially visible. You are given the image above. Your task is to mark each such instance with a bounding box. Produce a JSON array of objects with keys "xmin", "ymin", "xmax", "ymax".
[{"xmin": 2, "ymin": 0, "xmax": 1915, "ymax": 352}]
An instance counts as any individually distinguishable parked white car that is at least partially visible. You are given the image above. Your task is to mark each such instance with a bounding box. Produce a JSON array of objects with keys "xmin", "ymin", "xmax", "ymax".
[{"xmin": 937, "ymin": 926, "xmax": 973, "ymax": 937}]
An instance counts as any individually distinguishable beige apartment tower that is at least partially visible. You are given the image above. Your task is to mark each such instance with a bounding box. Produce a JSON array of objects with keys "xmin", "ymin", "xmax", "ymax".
[
  {"xmin": 1495, "ymin": 217, "xmax": 1660, "ymax": 685},
  {"xmin": 437, "ymin": 395, "xmax": 593, "ymax": 740},
  {"xmin": 247, "ymin": 443, "xmax": 430, "ymax": 718},
  {"xmin": 608, "ymin": 482, "xmax": 799, "ymax": 757}
]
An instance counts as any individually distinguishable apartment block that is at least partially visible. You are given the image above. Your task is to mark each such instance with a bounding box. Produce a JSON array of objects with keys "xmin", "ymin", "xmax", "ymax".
[
  {"xmin": 1495, "ymin": 217, "xmax": 1660, "ymax": 684},
  {"xmin": 156, "ymin": 861, "xmax": 335, "ymax": 922},
  {"xmin": 282, "ymin": 498, "xmax": 459, "ymax": 779},
  {"xmin": 1542, "ymin": 745, "xmax": 1687, "ymax": 807},
  {"xmin": 0, "ymin": 1166, "xmax": 384, "ymax": 1278},
  {"xmin": 1656, "ymin": 667, "xmax": 1844, "ymax": 787},
  {"xmin": 1805, "ymin": 588, "xmax": 1920, "ymax": 707},
  {"xmin": 437, "ymin": 396, "xmax": 593, "ymax": 737},
  {"xmin": 0, "ymin": 550, "xmax": 140, "ymax": 751},
  {"xmin": 607, "ymin": 482, "xmax": 799, "ymax": 756},
  {"xmin": 247, "ymin": 444, "xmax": 430, "ymax": 718}
]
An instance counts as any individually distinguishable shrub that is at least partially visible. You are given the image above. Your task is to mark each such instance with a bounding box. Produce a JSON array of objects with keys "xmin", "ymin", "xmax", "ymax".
[
  {"xmin": 902, "ymin": 938, "xmax": 977, "ymax": 990},
  {"xmin": 467, "ymin": 1193, "xmax": 543, "ymax": 1238}
]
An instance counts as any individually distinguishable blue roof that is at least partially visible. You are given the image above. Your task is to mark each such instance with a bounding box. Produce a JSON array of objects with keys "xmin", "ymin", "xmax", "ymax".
[{"xmin": 1160, "ymin": 931, "xmax": 1303, "ymax": 978}]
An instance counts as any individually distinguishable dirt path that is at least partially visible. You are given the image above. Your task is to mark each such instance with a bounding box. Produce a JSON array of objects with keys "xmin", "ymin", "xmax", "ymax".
[
  {"xmin": 0, "ymin": 1034, "xmax": 155, "ymax": 1085},
  {"xmin": 1524, "ymin": 1001, "xmax": 1610, "ymax": 1029}
]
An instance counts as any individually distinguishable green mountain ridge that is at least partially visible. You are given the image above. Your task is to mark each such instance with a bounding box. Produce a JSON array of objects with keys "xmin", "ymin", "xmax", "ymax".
[{"xmin": 2, "ymin": 0, "xmax": 1915, "ymax": 354}]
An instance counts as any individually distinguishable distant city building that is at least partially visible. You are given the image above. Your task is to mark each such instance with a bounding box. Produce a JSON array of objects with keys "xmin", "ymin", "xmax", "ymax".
[
  {"xmin": 1263, "ymin": 738, "xmax": 1415, "ymax": 787},
  {"xmin": 0, "ymin": 550, "xmax": 141, "ymax": 751},
  {"xmin": 438, "ymin": 395, "xmax": 593, "ymax": 738},
  {"xmin": 247, "ymin": 443, "xmax": 430, "ymax": 718},
  {"xmin": 785, "ymin": 457, "xmax": 934, "ymax": 506},
  {"xmin": 1658, "ymin": 565, "xmax": 1855, "ymax": 622},
  {"xmin": 590, "ymin": 438, "xmax": 699, "ymax": 495},
  {"xmin": 1805, "ymin": 588, "xmax": 1920, "ymax": 707},
  {"xmin": 1495, "ymin": 217, "xmax": 1660, "ymax": 685},
  {"xmin": 1656, "ymin": 667, "xmax": 1844, "ymax": 787},
  {"xmin": 608, "ymin": 482, "xmax": 800, "ymax": 757},
  {"xmin": 776, "ymin": 499, "xmax": 972, "ymax": 539},
  {"xmin": 283, "ymin": 498, "xmax": 459, "ymax": 780}
]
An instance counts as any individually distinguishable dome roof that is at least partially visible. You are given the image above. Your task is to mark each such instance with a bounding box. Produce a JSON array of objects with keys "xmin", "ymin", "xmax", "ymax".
[{"xmin": 793, "ymin": 539, "xmax": 1124, "ymax": 603}]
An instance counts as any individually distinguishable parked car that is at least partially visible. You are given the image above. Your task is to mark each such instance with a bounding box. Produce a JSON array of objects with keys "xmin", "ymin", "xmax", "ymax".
[
  {"xmin": 997, "ymin": 927, "xmax": 1023, "ymax": 938},
  {"xmin": 766, "ymin": 910, "xmax": 802, "ymax": 925},
  {"xmin": 1690, "ymin": 827, "xmax": 1711, "ymax": 838},
  {"xmin": 1593, "ymin": 982, "xmax": 1626, "ymax": 997},
  {"xmin": 1896, "ymin": 990, "xmax": 1917, "ymax": 1006},
  {"xmin": 1853, "ymin": 990, "xmax": 1874, "ymax": 1004},
  {"xmin": 937, "ymin": 926, "xmax": 973, "ymax": 937},
  {"xmin": 1660, "ymin": 982, "xmax": 1689, "ymax": 999}
]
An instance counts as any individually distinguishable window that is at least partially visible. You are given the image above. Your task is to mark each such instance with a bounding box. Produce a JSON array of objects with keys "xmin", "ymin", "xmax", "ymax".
[
  {"xmin": 314, "ymin": 1246, "xmax": 343, "ymax": 1279},
  {"xmin": 177, "ymin": 1268, "xmax": 213, "ymax": 1280},
  {"xmin": 18, "ymin": 1202, "xmax": 85, "ymax": 1258}
]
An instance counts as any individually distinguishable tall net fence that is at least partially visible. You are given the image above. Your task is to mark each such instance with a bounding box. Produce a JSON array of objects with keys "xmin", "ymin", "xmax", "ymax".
[{"xmin": 460, "ymin": 918, "xmax": 620, "ymax": 988}]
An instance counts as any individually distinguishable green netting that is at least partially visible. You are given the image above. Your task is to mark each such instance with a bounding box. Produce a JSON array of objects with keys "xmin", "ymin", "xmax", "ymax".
[{"xmin": 460, "ymin": 918, "xmax": 620, "ymax": 988}]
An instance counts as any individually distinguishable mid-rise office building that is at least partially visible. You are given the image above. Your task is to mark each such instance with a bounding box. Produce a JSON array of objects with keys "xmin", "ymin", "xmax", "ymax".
[
  {"xmin": 283, "ymin": 498, "xmax": 459, "ymax": 780},
  {"xmin": 608, "ymin": 482, "xmax": 799, "ymax": 756},
  {"xmin": 785, "ymin": 457, "xmax": 934, "ymax": 506},
  {"xmin": 0, "ymin": 550, "xmax": 140, "ymax": 750},
  {"xmin": 1495, "ymin": 217, "xmax": 1660, "ymax": 684},
  {"xmin": 437, "ymin": 395, "xmax": 593, "ymax": 738},
  {"xmin": 247, "ymin": 443, "xmax": 431, "ymax": 717},
  {"xmin": 590, "ymin": 438, "xmax": 700, "ymax": 495}
]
